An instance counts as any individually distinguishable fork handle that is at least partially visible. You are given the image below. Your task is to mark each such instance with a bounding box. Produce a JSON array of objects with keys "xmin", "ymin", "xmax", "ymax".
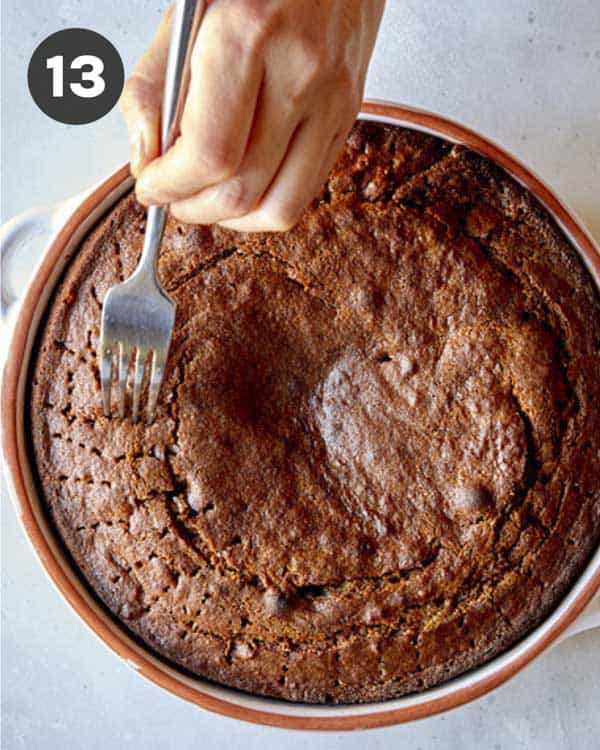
[
  {"xmin": 138, "ymin": 0, "xmax": 206, "ymax": 276},
  {"xmin": 161, "ymin": 0, "xmax": 206, "ymax": 152}
]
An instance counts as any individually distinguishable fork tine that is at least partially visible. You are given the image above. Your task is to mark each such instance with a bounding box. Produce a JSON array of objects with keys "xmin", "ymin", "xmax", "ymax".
[
  {"xmin": 100, "ymin": 343, "xmax": 113, "ymax": 417},
  {"xmin": 131, "ymin": 348, "xmax": 147, "ymax": 424},
  {"xmin": 146, "ymin": 349, "xmax": 166, "ymax": 425},
  {"xmin": 118, "ymin": 341, "xmax": 131, "ymax": 419}
]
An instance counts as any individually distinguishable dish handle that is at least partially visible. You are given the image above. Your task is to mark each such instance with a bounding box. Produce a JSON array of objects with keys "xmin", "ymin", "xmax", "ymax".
[
  {"xmin": 0, "ymin": 194, "xmax": 86, "ymax": 364},
  {"xmin": 553, "ymin": 590, "xmax": 600, "ymax": 647}
]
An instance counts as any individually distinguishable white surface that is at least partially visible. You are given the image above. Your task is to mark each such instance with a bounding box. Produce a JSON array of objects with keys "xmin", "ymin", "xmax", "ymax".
[{"xmin": 1, "ymin": 1, "xmax": 599, "ymax": 747}]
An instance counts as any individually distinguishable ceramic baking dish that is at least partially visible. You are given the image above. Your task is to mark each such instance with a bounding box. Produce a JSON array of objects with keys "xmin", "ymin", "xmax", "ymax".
[{"xmin": 2, "ymin": 101, "xmax": 600, "ymax": 730}]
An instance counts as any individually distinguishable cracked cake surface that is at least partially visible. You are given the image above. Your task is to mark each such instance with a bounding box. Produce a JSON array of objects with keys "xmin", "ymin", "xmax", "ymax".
[{"xmin": 30, "ymin": 121, "xmax": 600, "ymax": 703}]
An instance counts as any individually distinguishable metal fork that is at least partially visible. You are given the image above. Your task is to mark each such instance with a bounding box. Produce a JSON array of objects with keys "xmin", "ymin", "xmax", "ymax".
[{"xmin": 100, "ymin": 0, "xmax": 205, "ymax": 424}]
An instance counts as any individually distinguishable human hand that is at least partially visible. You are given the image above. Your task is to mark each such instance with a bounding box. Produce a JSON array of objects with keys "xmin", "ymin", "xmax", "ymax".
[{"xmin": 120, "ymin": 0, "xmax": 384, "ymax": 231}]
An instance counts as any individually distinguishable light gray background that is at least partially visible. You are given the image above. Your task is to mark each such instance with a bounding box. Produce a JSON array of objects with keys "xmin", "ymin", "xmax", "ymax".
[{"xmin": 2, "ymin": 1, "xmax": 599, "ymax": 748}]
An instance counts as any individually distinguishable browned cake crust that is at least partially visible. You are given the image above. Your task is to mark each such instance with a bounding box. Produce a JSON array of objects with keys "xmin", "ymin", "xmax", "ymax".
[{"xmin": 30, "ymin": 122, "xmax": 600, "ymax": 703}]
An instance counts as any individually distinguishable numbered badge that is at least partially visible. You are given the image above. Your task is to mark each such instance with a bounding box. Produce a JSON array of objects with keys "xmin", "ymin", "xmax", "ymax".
[{"xmin": 28, "ymin": 28, "xmax": 124, "ymax": 124}]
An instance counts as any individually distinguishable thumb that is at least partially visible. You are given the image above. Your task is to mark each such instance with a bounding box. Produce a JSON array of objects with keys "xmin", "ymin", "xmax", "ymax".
[{"xmin": 120, "ymin": 5, "xmax": 173, "ymax": 176}]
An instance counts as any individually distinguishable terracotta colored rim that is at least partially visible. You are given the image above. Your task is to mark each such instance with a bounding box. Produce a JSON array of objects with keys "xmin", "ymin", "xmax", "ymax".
[{"xmin": 2, "ymin": 101, "xmax": 600, "ymax": 731}]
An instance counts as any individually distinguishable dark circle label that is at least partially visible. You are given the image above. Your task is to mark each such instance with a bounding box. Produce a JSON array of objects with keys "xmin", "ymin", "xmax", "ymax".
[{"xmin": 28, "ymin": 28, "xmax": 124, "ymax": 125}]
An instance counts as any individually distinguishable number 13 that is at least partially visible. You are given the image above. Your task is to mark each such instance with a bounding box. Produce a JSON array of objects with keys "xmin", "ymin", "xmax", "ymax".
[{"xmin": 46, "ymin": 54, "xmax": 106, "ymax": 98}]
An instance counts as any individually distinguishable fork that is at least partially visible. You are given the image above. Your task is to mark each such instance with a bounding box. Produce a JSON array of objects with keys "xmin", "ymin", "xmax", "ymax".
[{"xmin": 100, "ymin": 0, "xmax": 205, "ymax": 424}]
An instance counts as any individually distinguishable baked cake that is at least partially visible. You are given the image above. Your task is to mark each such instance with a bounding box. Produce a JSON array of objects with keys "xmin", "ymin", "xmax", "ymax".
[{"xmin": 30, "ymin": 121, "xmax": 600, "ymax": 703}]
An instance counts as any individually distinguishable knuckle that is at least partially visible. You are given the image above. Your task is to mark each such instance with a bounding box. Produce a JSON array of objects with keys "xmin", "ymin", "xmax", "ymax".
[
  {"xmin": 239, "ymin": 1, "xmax": 282, "ymax": 49},
  {"xmin": 287, "ymin": 42, "xmax": 329, "ymax": 101},
  {"xmin": 190, "ymin": 142, "xmax": 239, "ymax": 182},
  {"xmin": 206, "ymin": 1, "xmax": 279, "ymax": 59},
  {"xmin": 216, "ymin": 178, "xmax": 256, "ymax": 218},
  {"xmin": 120, "ymin": 73, "xmax": 155, "ymax": 115},
  {"xmin": 298, "ymin": 40, "xmax": 329, "ymax": 81}
]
